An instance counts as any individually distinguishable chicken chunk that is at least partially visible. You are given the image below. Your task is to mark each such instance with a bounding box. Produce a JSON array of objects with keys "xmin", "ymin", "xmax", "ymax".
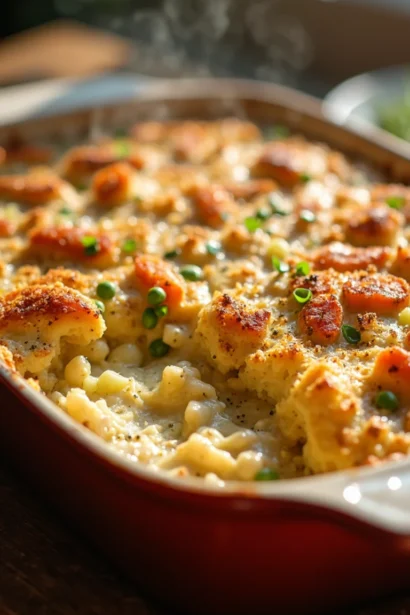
[
  {"xmin": 343, "ymin": 273, "xmax": 410, "ymax": 315},
  {"xmin": 314, "ymin": 243, "xmax": 390, "ymax": 272}
]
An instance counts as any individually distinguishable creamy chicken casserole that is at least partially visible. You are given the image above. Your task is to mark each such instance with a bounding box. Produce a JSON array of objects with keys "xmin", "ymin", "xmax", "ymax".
[{"xmin": 2, "ymin": 118, "xmax": 410, "ymax": 483}]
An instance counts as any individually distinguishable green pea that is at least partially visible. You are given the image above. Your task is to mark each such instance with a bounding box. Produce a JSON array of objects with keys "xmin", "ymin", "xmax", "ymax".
[
  {"xmin": 96, "ymin": 281, "xmax": 116, "ymax": 300},
  {"xmin": 142, "ymin": 308, "xmax": 158, "ymax": 330},
  {"xmin": 95, "ymin": 300, "xmax": 105, "ymax": 314},
  {"xmin": 255, "ymin": 468, "xmax": 280, "ymax": 481},
  {"xmin": 375, "ymin": 391, "xmax": 399, "ymax": 411},
  {"xmin": 149, "ymin": 338, "xmax": 170, "ymax": 358},
  {"xmin": 155, "ymin": 305, "xmax": 168, "ymax": 318},
  {"xmin": 147, "ymin": 286, "xmax": 167, "ymax": 306},
  {"xmin": 180, "ymin": 265, "xmax": 202, "ymax": 281},
  {"xmin": 122, "ymin": 238, "xmax": 137, "ymax": 253}
]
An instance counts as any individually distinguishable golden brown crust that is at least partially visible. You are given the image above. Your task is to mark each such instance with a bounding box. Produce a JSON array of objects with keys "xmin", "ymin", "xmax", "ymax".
[{"xmin": 0, "ymin": 283, "xmax": 99, "ymax": 327}]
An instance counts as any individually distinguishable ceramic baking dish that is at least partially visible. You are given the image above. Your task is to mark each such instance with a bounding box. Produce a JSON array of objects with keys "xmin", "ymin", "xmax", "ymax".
[{"xmin": 2, "ymin": 78, "xmax": 410, "ymax": 615}]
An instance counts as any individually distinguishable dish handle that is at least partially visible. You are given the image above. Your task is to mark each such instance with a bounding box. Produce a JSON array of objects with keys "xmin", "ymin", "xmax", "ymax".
[{"xmin": 295, "ymin": 459, "xmax": 410, "ymax": 538}]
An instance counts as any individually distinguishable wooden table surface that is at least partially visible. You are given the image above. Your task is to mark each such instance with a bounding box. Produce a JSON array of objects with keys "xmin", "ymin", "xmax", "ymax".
[{"xmin": 1, "ymin": 459, "xmax": 410, "ymax": 615}]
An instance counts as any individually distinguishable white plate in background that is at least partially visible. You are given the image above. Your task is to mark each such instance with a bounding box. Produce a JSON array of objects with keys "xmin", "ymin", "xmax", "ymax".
[{"xmin": 323, "ymin": 64, "xmax": 410, "ymax": 130}]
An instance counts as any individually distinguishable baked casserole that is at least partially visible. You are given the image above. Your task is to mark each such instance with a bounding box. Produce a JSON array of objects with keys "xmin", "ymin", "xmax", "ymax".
[{"xmin": 1, "ymin": 119, "xmax": 410, "ymax": 483}]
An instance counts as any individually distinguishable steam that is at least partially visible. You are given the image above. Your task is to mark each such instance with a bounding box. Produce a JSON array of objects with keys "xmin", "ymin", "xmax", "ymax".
[{"xmin": 54, "ymin": 0, "xmax": 313, "ymax": 85}]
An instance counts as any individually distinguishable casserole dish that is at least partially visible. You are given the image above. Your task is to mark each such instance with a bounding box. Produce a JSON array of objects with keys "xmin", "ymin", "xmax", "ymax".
[{"xmin": 2, "ymin": 78, "xmax": 410, "ymax": 615}]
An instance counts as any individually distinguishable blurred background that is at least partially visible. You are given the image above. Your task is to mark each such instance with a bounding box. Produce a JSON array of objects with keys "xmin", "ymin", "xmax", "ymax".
[{"xmin": 1, "ymin": 0, "xmax": 410, "ymax": 97}]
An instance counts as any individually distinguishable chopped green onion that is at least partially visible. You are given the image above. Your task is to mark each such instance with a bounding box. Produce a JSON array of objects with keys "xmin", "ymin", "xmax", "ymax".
[
  {"xmin": 115, "ymin": 140, "xmax": 131, "ymax": 158},
  {"xmin": 76, "ymin": 182, "xmax": 88, "ymax": 191},
  {"xmin": 299, "ymin": 172, "xmax": 312, "ymax": 183},
  {"xmin": 97, "ymin": 281, "xmax": 116, "ymax": 300},
  {"xmin": 81, "ymin": 235, "xmax": 99, "ymax": 256},
  {"xmin": 59, "ymin": 206, "xmax": 72, "ymax": 215},
  {"xmin": 293, "ymin": 288, "xmax": 312, "ymax": 304},
  {"xmin": 256, "ymin": 208, "xmax": 271, "ymax": 221},
  {"xmin": 95, "ymin": 300, "xmax": 105, "ymax": 314},
  {"xmin": 341, "ymin": 324, "xmax": 361, "ymax": 345},
  {"xmin": 244, "ymin": 216, "xmax": 262, "ymax": 233},
  {"xmin": 180, "ymin": 264, "xmax": 203, "ymax": 281},
  {"xmin": 134, "ymin": 196, "xmax": 142, "ymax": 204},
  {"xmin": 122, "ymin": 238, "xmax": 137, "ymax": 253},
  {"xmin": 386, "ymin": 196, "xmax": 405, "ymax": 210},
  {"xmin": 206, "ymin": 240, "xmax": 221, "ymax": 256},
  {"xmin": 295, "ymin": 261, "xmax": 310, "ymax": 276},
  {"xmin": 264, "ymin": 125, "xmax": 290, "ymax": 140},
  {"xmin": 299, "ymin": 209, "xmax": 316, "ymax": 223},
  {"xmin": 149, "ymin": 338, "xmax": 170, "ymax": 358},
  {"xmin": 155, "ymin": 305, "xmax": 168, "ymax": 318},
  {"xmin": 268, "ymin": 194, "xmax": 287, "ymax": 216},
  {"xmin": 142, "ymin": 308, "xmax": 158, "ymax": 330},
  {"xmin": 375, "ymin": 390, "xmax": 399, "ymax": 411},
  {"xmin": 255, "ymin": 468, "xmax": 280, "ymax": 481},
  {"xmin": 164, "ymin": 248, "xmax": 180, "ymax": 259},
  {"xmin": 272, "ymin": 256, "xmax": 290, "ymax": 274},
  {"xmin": 147, "ymin": 286, "xmax": 167, "ymax": 305},
  {"xmin": 115, "ymin": 128, "xmax": 127, "ymax": 138}
]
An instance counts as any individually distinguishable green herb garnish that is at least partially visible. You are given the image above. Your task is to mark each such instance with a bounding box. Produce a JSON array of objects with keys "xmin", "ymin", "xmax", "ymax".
[
  {"xmin": 386, "ymin": 196, "xmax": 405, "ymax": 210},
  {"xmin": 206, "ymin": 240, "xmax": 221, "ymax": 256},
  {"xmin": 299, "ymin": 173, "xmax": 312, "ymax": 183},
  {"xmin": 299, "ymin": 209, "xmax": 316, "ymax": 223},
  {"xmin": 295, "ymin": 261, "xmax": 310, "ymax": 277},
  {"xmin": 341, "ymin": 324, "xmax": 361, "ymax": 345},
  {"xmin": 256, "ymin": 208, "xmax": 271, "ymax": 221},
  {"xmin": 115, "ymin": 140, "xmax": 131, "ymax": 158},
  {"xmin": 264, "ymin": 125, "xmax": 290, "ymax": 140},
  {"xmin": 293, "ymin": 288, "xmax": 312, "ymax": 304},
  {"xmin": 164, "ymin": 249, "xmax": 180, "ymax": 259},
  {"xmin": 244, "ymin": 216, "xmax": 262, "ymax": 233},
  {"xmin": 59, "ymin": 206, "xmax": 72, "ymax": 215},
  {"xmin": 122, "ymin": 238, "xmax": 137, "ymax": 253},
  {"xmin": 272, "ymin": 256, "xmax": 290, "ymax": 274},
  {"xmin": 81, "ymin": 235, "xmax": 99, "ymax": 256},
  {"xmin": 268, "ymin": 194, "xmax": 287, "ymax": 216}
]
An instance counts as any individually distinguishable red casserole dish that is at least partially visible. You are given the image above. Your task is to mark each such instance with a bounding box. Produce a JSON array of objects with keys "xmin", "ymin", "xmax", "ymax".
[{"xmin": 2, "ymin": 78, "xmax": 410, "ymax": 615}]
